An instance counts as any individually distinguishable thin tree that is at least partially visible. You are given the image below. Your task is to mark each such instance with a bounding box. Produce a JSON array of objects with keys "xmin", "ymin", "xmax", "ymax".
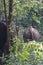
[
  {"xmin": 3, "ymin": 0, "xmax": 7, "ymax": 23},
  {"xmin": 7, "ymin": 0, "xmax": 13, "ymax": 45},
  {"xmin": 3, "ymin": 0, "xmax": 13, "ymax": 53}
]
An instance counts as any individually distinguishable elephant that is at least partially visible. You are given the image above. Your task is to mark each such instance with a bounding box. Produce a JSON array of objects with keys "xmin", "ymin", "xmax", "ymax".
[{"xmin": 23, "ymin": 26, "xmax": 40, "ymax": 42}]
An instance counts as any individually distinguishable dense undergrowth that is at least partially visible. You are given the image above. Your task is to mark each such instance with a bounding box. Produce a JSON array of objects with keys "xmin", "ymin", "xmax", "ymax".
[{"xmin": 1, "ymin": 38, "xmax": 43, "ymax": 65}]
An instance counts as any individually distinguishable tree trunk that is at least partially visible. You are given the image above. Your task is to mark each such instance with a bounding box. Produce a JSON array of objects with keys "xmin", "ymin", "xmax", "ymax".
[
  {"xmin": 3, "ymin": 0, "xmax": 7, "ymax": 23},
  {"xmin": 7, "ymin": 0, "xmax": 13, "ymax": 46},
  {"xmin": 3, "ymin": 0, "xmax": 13, "ymax": 53}
]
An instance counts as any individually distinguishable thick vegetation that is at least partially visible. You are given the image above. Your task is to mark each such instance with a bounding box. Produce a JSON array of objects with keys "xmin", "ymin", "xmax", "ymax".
[
  {"xmin": 1, "ymin": 38, "xmax": 43, "ymax": 65},
  {"xmin": 0, "ymin": 0, "xmax": 43, "ymax": 65}
]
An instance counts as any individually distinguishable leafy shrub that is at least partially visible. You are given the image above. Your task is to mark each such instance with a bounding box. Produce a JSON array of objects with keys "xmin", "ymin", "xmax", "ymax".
[{"xmin": 2, "ymin": 38, "xmax": 43, "ymax": 65}]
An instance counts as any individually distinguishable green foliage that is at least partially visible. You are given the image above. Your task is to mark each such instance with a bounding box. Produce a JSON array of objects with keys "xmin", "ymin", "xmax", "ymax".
[
  {"xmin": 2, "ymin": 38, "xmax": 43, "ymax": 65},
  {"xmin": 0, "ymin": 0, "xmax": 43, "ymax": 64},
  {"xmin": 0, "ymin": 0, "xmax": 43, "ymax": 35},
  {"xmin": 12, "ymin": 0, "xmax": 43, "ymax": 36},
  {"xmin": 12, "ymin": 0, "xmax": 43, "ymax": 23}
]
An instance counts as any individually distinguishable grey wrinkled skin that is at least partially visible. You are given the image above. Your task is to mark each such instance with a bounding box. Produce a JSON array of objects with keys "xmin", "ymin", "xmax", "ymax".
[{"xmin": 23, "ymin": 26, "xmax": 40, "ymax": 42}]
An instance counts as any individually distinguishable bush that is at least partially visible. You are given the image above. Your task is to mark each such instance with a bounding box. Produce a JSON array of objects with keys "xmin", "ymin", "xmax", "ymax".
[{"xmin": 2, "ymin": 38, "xmax": 43, "ymax": 65}]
